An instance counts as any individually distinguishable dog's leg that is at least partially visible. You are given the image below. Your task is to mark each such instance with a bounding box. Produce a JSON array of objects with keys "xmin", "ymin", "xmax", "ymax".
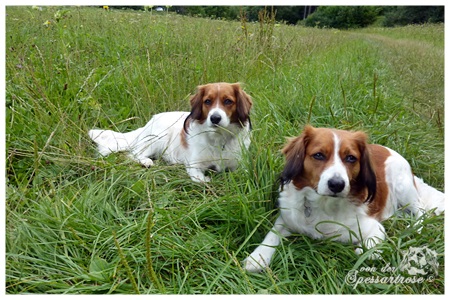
[
  {"xmin": 243, "ymin": 216, "xmax": 291, "ymax": 272},
  {"xmin": 354, "ymin": 217, "xmax": 385, "ymax": 259},
  {"xmin": 186, "ymin": 167, "xmax": 210, "ymax": 183},
  {"xmin": 88, "ymin": 129, "xmax": 129, "ymax": 156},
  {"xmin": 130, "ymin": 155, "xmax": 154, "ymax": 168}
]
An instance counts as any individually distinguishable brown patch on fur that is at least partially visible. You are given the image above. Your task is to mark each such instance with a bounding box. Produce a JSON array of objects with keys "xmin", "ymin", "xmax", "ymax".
[
  {"xmin": 280, "ymin": 126, "xmax": 310, "ymax": 187},
  {"xmin": 231, "ymin": 83, "xmax": 253, "ymax": 125},
  {"xmin": 366, "ymin": 144, "xmax": 391, "ymax": 220},
  {"xmin": 188, "ymin": 85, "xmax": 206, "ymax": 123},
  {"xmin": 180, "ymin": 119, "xmax": 189, "ymax": 149}
]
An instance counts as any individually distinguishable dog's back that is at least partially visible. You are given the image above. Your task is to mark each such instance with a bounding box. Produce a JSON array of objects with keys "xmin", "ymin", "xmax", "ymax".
[{"xmin": 88, "ymin": 111, "xmax": 189, "ymax": 163}]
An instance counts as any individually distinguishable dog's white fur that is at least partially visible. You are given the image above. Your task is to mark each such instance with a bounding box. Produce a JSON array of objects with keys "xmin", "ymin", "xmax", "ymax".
[
  {"xmin": 244, "ymin": 126, "xmax": 444, "ymax": 272},
  {"xmin": 88, "ymin": 82, "xmax": 252, "ymax": 182}
]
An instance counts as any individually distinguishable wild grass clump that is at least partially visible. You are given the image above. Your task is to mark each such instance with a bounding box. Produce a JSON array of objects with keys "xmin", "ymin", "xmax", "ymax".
[{"xmin": 6, "ymin": 6, "xmax": 444, "ymax": 294}]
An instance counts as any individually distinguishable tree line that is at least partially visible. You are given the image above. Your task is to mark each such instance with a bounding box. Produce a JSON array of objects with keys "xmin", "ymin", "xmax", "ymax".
[
  {"xmin": 111, "ymin": 6, "xmax": 444, "ymax": 29},
  {"xmin": 302, "ymin": 6, "xmax": 444, "ymax": 28}
]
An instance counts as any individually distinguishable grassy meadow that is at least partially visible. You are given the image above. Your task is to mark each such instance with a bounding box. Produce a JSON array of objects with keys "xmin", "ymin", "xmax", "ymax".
[{"xmin": 5, "ymin": 6, "xmax": 445, "ymax": 294}]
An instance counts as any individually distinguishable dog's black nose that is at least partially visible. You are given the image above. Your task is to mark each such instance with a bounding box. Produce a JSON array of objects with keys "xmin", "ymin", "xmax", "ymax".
[
  {"xmin": 328, "ymin": 176, "xmax": 345, "ymax": 194},
  {"xmin": 210, "ymin": 114, "xmax": 222, "ymax": 125}
]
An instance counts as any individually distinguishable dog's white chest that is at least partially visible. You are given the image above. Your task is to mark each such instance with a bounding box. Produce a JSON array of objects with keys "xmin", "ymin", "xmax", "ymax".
[{"xmin": 278, "ymin": 184, "xmax": 367, "ymax": 240}]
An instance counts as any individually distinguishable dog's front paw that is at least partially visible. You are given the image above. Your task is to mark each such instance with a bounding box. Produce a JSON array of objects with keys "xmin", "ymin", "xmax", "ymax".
[
  {"xmin": 189, "ymin": 174, "xmax": 211, "ymax": 183},
  {"xmin": 355, "ymin": 246, "xmax": 382, "ymax": 260},
  {"xmin": 187, "ymin": 168, "xmax": 210, "ymax": 183},
  {"xmin": 243, "ymin": 252, "xmax": 271, "ymax": 273},
  {"xmin": 138, "ymin": 157, "xmax": 154, "ymax": 168}
]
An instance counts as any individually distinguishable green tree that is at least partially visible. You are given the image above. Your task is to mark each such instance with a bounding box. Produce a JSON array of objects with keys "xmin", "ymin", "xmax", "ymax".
[
  {"xmin": 305, "ymin": 6, "xmax": 381, "ymax": 29},
  {"xmin": 382, "ymin": 6, "xmax": 444, "ymax": 27}
]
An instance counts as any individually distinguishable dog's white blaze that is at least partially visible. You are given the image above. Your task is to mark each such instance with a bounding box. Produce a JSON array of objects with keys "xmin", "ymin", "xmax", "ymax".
[
  {"xmin": 317, "ymin": 132, "xmax": 350, "ymax": 196},
  {"xmin": 213, "ymin": 98, "xmax": 221, "ymax": 109},
  {"xmin": 206, "ymin": 89, "xmax": 230, "ymax": 127}
]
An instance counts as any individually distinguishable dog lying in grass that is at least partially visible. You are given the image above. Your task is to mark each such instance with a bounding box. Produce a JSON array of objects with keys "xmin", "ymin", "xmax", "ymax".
[
  {"xmin": 244, "ymin": 125, "xmax": 445, "ymax": 272},
  {"xmin": 89, "ymin": 82, "xmax": 253, "ymax": 182}
]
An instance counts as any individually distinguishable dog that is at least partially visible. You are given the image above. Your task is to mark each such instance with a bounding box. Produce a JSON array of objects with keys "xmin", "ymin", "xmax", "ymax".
[
  {"xmin": 244, "ymin": 125, "xmax": 444, "ymax": 272},
  {"xmin": 88, "ymin": 82, "xmax": 253, "ymax": 182}
]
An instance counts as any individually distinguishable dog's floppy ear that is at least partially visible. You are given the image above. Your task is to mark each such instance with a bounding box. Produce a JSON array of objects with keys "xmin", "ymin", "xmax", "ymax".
[
  {"xmin": 232, "ymin": 83, "xmax": 253, "ymax": 125},
  {"xmin": 189, "ymin": 84, "xmax": 205, "ymax": 121},
  {"xmin": 353, "ymin": 131, "xmax": 377, "ymax": 203},
  {"xmin": 184, "ymin": 85, "xmax": 205, "ymax": 133},
  {"xmin": 280, "ymin": 125, "xmax": 313, "ymax": 186}
]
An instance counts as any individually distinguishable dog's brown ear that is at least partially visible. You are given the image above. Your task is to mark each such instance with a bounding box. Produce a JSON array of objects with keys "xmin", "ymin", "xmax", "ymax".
[
  {"xmin": 353, "ymin": 131, "xmax": 377, "ymax": 203},
  {"xmin": 184, "ymin": 85, "xmax": 205, "ymax": 133},
  {"xmin": 280, "ymin": 126, "xmax": 314, "ymax": 186},
  {"xmin": 189, "ymin": 85, "xmax": 205, "ymax": 121},
  {"xmin": 232, "ymin": 83, "xmax": 252, "ymax": 125}
]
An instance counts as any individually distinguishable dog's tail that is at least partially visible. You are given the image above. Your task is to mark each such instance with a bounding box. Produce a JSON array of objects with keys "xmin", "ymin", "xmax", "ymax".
[
  {"xmin": 88, "ymin": 128, "xmax": 143, "ymax": 156},
  {"xmin": 414, "ymin": 176, "xmax": 445, "ymax": 215}
]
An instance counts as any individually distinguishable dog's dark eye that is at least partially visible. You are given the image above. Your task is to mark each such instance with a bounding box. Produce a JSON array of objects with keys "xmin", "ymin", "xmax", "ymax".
[
  {"xmin": 223, "ymin": 99, "xmax": 233, "ymax": 106},
  {"xmin": 204, "ymin": 99, "xmax": 212, "ymax": 105},
  {"xmin": 345, "ymin": 155, "xmax": 357, "ymax": 163},
  {"xmin": 312, "ymin": 152, "xmax": 326, "ymax": 161}
]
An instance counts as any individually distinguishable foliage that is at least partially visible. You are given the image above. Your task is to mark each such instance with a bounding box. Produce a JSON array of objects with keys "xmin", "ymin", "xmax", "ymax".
[
  {"xmin": 175, "ymin": 5, "xmax": 306, "ymax": 23},
  {"xmin": 5, "ymin": 6, "xmax": 444, "ymax": 294},
  {"xmin": 175, "ymin": 6, "xmax": 241, "ymax": 20},
  {"xmin": 382, "ymin": 6, "xmax": 444, "ymax": 27},
  {"xmin": 103, "ymin": 6, "xmax": 444, "ymax": 28},
  {"xmin": 305, "ymin": 6, "xmax": 381, "ymax": 29},
  {"xmin": 240, "ymin": 6, "xmax": 316, "ymax": 24}
]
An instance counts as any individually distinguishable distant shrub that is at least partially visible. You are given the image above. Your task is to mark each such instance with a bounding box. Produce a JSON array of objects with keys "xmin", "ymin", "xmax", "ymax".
[
  {"xmin": 382, "ymin": 6, "xmax": 444, "ymax": 27},
  {"xmin": 305, "ymin": 6, "xmax": 380, "ymax": 29}
]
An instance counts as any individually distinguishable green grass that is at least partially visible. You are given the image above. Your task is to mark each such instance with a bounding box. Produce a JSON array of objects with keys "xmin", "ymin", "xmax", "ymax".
[{"xmin": 5, "ymin": 6, "xmax": 444, "ymax": 294}]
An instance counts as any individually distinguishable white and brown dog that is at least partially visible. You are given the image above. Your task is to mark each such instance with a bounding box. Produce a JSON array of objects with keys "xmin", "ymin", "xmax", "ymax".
[
  {"xmin": 88, "ymin": 82, "xmax": 252, "ymax": 182},
  {"xmin": 244, "ymin": 125, "xmax": 444, "ymax": 272}
]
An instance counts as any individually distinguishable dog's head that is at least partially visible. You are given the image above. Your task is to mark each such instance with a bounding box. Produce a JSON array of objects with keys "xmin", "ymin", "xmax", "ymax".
[
  {"xmin": 186, "ymin": 82, "xmax": 252, "ymax": 130},
  {"xmin": 280, "ymin": 125, "xmax": 376, "ymax": 203}
]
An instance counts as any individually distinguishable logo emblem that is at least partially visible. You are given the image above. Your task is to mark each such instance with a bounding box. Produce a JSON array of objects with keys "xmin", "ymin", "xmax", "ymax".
[{"xmin": 399, "ymin": 246, "xmax": 439, "ymax": 276}]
